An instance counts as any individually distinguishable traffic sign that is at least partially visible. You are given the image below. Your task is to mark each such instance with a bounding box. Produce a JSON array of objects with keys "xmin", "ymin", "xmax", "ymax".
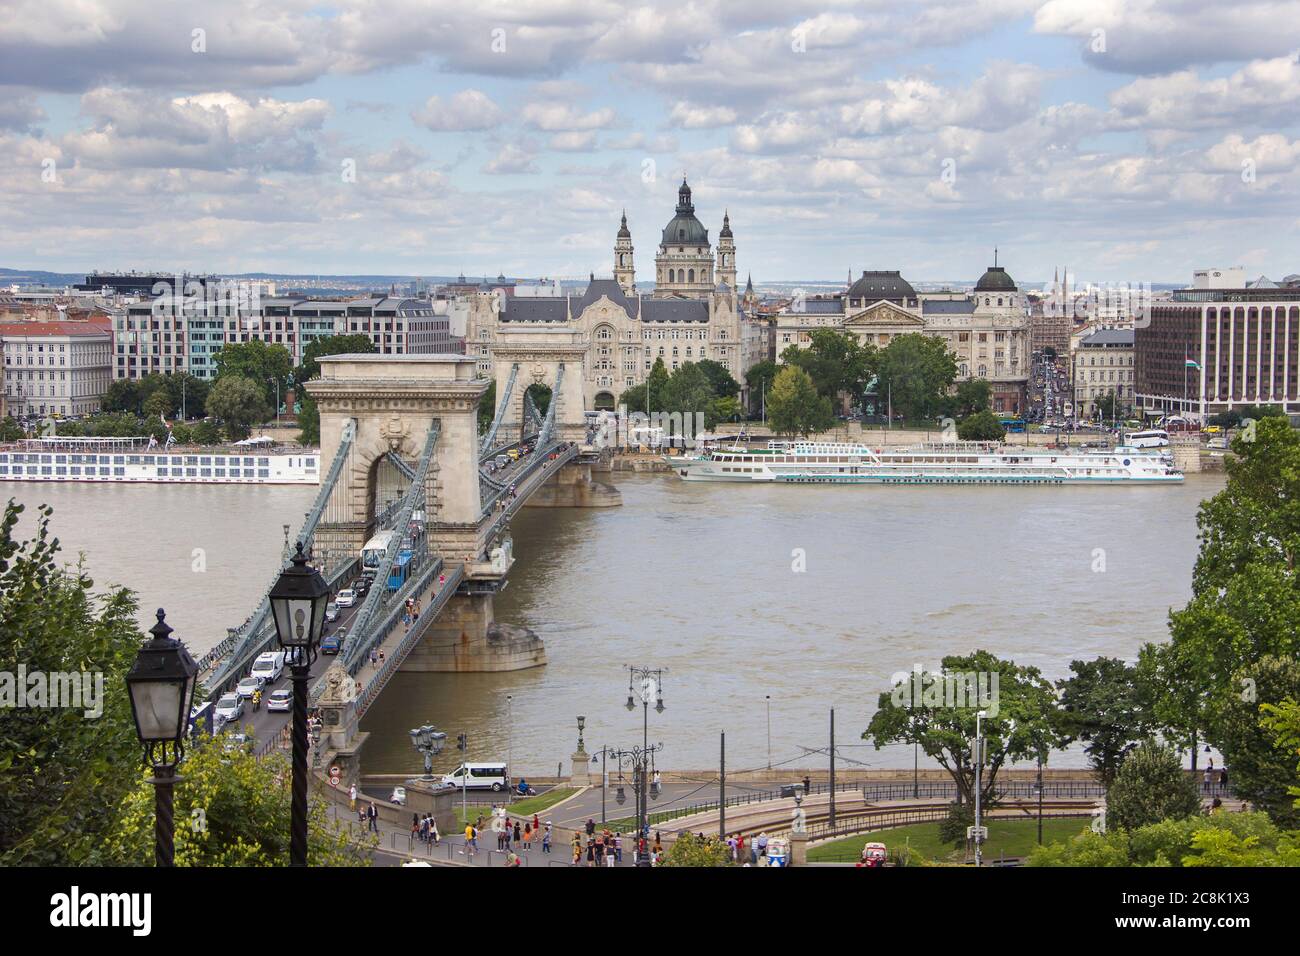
[{"xmin": 967, "ymin": 825, "xmax": 988, "ymax": 841}]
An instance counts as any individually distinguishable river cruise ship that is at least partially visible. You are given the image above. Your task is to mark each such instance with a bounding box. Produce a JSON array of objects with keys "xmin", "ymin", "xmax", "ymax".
[
  {"xmin": 0, "ymin": 437, "xmax": 320, "ymax": 485},
  {"xmin": 669, "ymin": 441, "xmax": 1182, "ymax": 485}
]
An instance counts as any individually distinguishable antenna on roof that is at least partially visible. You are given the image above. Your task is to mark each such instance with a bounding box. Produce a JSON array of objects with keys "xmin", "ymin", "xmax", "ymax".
[{"xmin": 994, "ymin": 247, "xmax": 998, "ymax": 267}]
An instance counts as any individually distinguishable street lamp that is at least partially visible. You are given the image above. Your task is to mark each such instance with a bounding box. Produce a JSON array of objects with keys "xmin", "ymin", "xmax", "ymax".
[
  {"xmin": 409, "ymin": 724, "xmax": 447, "ymax": 780},
  {"xmin": 624, "ymin": 665, "xmax": 665, "ymax": 849},
  {"xmin": 125, "ymin": 608, "xmax": 199, "ymax": 867},
  {"xmin": 974, "ymin": 709, "xmax": 987, "ymax": 868},
  {"xmin": 269, "ymin": 541, "xmax": 330, "ymax": 867}
]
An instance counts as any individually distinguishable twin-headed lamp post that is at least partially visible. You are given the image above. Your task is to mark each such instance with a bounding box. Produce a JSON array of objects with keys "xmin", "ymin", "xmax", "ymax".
[
  {"xmin": 125, "ymin": 608, "xmax": 200, "ymax": 867},
  {"xmin": 269, "ymin": 541, "xmax": 331, "ymax": 867}
]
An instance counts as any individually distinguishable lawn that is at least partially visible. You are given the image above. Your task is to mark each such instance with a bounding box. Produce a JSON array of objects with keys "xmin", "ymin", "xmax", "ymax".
[
  {"xmin": 452, "ymin": 787, "xmax": 578, "ymax": 830},
  {"xmin": 807, "ymin": 816, "xmax": 1092, "ymax": 864}
]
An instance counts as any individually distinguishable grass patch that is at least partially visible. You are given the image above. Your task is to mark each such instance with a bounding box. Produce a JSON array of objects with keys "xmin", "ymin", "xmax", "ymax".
[
  {"xmin": 808, "ymin": 817, "xmax": 1091, "ymax": 864},
  {"xmin": 452, "ymin": 787, "xmax": 578, "ymax": 830}
]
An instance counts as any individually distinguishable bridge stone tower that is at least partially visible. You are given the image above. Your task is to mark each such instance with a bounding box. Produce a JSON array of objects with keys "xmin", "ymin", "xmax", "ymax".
[
  {"xmin": 491, "ymin": 327, "xmax": 590, "ymax": 443},
  {"xmin": 306, "ymin": 354, "xmax": 487, "ymax": 564}
]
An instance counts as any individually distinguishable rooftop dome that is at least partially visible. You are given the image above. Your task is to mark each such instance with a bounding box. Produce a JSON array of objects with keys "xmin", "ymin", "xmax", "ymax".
[
  {"xmin": 847, "ymin": 270, "xmax": 916, "ymax": 302},
  {"xmin": 975, "ymin": 265, "xmax": 1016, "ymax": 292},
  {"xmin": 720, "ymin": 210, "xmax": 732, "ymax": 239},
  {"xmin": 617, "ymin": 210, "xmax": 631, "ymax": 239},
  {"xmin": 661, "ymin": 178, "xmax": 710, "ymax": 246}
]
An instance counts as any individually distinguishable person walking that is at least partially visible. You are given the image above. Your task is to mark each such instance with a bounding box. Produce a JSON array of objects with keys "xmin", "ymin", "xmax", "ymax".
[
  {"xmin": 1220, "ymin": 767, "xmax": 1229, "ymax": 792},
  {"xmin": 429, "ymin": 815, "xmax": 440, "ymax": 845},
  {"xmin": 532, "ymin": 812, "xmax": 541, "ymax": 834},
  {"xmin": 522, "ymin": 822, "xmax": 532, "ymax": 850},
  {"xmin": 542, "ymin": 824, "xmax": 552, "ymax": 854},
  {"xmin": 349, "ymin": 783, "xmax": 357, "ymax": 812},
  {"xmin": 585, "ymin": 818, "xmax": 596, "ymax": 838},
  {"xmin": 571, "ymin": 834, "xmax": 581, "ymax": 865},
  {"xmin": 464, "ymin": 822, "xmax": 478, "ymax": 856},
  {"xmin": 1203, "ymin": 764, "xmax": 1213, "ymax": 793},
  {"xmin": 513, "ymin": 820, "xmax": 522, "ymax": 845},
  {"xmin": 366, "ymin": 801, "xmax": 379, "ymax": 834},
  {"xmin": 614, "ymin": 832, "xmax": 623, "ymax": 863}
]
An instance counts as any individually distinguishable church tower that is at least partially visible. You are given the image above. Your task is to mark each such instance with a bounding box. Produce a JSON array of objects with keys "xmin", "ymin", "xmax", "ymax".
[
  {"xmin": 716, "ymin": 210, "xmax": 737, "ymax": 291},
  {"xmin": 654, "ymin": 177, "xmax": 713, "ymax": 298},
  {"xmin": 614, "ymin": 209, "xmax": 635, "ymax": 295}
]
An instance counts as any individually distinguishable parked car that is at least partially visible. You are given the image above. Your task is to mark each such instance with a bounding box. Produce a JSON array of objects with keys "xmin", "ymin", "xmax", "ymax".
[
  {"xmin": 235, "ymin": 676, "xmax": 265, "ymax": 700},
  {"xmin": 321, "ymin": 630, "xmax": 344, "ymax": 654},
  {"xmin": 266, "ymin": 688, "xmax": 293, "ymax": 713},
  {"xmin": 390, "ymin": 786, "xmax": 407, "ymax": 805},
  {"xmin": 214, "ymin": 692, "xmax": 244, "ymax": 724},
  {"xmin": 336, "ymin": 588, "xmax": 357, "ymax": 608},
  {"xmin": 325, "ymin": 602, "xmax": 340, "ymax": 623}
]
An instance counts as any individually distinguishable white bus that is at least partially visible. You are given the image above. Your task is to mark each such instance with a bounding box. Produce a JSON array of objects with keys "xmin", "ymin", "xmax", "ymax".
[
  {"xmin": 360, "ymin": 530, "xmax": 396, "ymax": 570},
  {"xmin": 1125, "ymin": 429, "xmax": 1170, "ymax": 448}
]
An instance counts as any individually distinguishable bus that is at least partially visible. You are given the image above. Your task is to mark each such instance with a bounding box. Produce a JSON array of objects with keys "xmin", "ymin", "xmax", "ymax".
[
  {"xmin": 361, "ymin": 530, "xmax": 396, "ymax": 571},
  {"xmin": 1125, "ymin": 429, "xmax": 1169, "ymax": 448},
  {"xmin": 998, "ymin": 417, "xmax": 1027, "ymax": 434},
  {"xmin": 387, "ymin": 550, "xmax": 413, "ymax": 591}
]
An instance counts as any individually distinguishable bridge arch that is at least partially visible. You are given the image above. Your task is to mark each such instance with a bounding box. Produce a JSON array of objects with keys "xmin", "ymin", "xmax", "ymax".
[{"xmin": 490, "ymin": 327, "xmax": 590, "ymax": 443}]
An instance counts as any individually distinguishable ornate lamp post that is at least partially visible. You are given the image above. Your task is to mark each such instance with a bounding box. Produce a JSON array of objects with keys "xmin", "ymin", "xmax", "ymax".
[
  {"xmin": 125, "ymin": 608, "xmax": 199, "ymax": 867},
  {"xmin": 410, "ymin": 724, "xmax": 447, "ymax": 780},
  {"xmin": 269, "ymin": 541, "xmax": 330, "ymax": 867}
]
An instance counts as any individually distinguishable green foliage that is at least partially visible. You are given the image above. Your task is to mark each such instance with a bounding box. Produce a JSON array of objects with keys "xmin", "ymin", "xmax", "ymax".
[
  {"xmin": 294, "ymin": 334, "xmax": 377, "ymax": 444},
  {"xmin": 864, "ymin": 650, "xmax": 1064, "ymax": 807},
  {"xmin": 1026, "ymin": 828, "xmax": 1131, "ymax": 867},
  {"xmin": 937, "ymin": 800, "xmax": 974, "ymax": 849},
  {"xmin": 767, "ymin": 365, "xmax": 834, "ymax": 437},
  {"xmin": 190, "ymin": 419, "xmax": 223, "ymax": 445},
  {"xmin": 779, "ymin": 329, "xmax": 874, "ymax": 408},
  {"xmin": 0, "ymin": 500, "xmax": 144, "ymax": 865},
  {"xmin": 1260, "ymin": 697, "xmax": 1300, "ymax": 813},
  {"xmin": 875, "ymin": 332, "xmax": 957, "ymax": 423},
  {"xmin": 0, "ymin": 416, "xmax": 24, "ymax": 442},
  {"xmin": 661, "ymin": 362, "xmax": 715, "ymax": 426},
  {"xmin": 1056, "ymin": 657, "xmax": 1152, "ymax": 791},
  {"xmin": 476, "ymin": 379, "xmax": 497, "ymax": 435},
  {"xmin": 744, "ymin": 359, "xmax": 779, "ymax": 416},
  {"xmin": 526, "ymin": 383, "xmax": 552, "ymax": 417},
  {"xmin": 1028, "ymin": 810, "xmax": 1300, "ymax": 867},
  {"xmin": 948, "ymin": 378, "xmax": 993, "ymax": 418},
  {"xmin": 206, "ymin": 374, "xmax": 270, "ymax": 440},
  {"xmin": 1213, "ymin": 657, "xmax": 1300, "ymax": 827},
  {"xmin": 956, "ymin": 409, "xmax": 1006, "ymax": 442},
  {"xmin": 1106, "ymin": 740, "xmax": 1202, "ymax": 832},
  {"xmin": 214, "ymin": 339, "xmax": 293, "ymax": 408},
  {"xmin": 94, "ymin": 732, "xmax": 371, "ymax": 867},
  {"xmin": 102, "ymin": 374, "xmax": 207, "ymax": 420},
  {"xmin": 1095, "ymin": 389, "xmax": 1125, "ymax": 421},
  {"xmin": 710, "ymin": 395, "xmax": 742, "ymax": 426},
  {"xmin": 694, "ymin": 359, "xmax": 740, "ymax": 399},
  {"xmin": 619, "ymin": 358, "xmax": 670, "ymax": 414},
  {"xmin": 659, "ymin": 831, "xmax": 731, "ymax": 867}
]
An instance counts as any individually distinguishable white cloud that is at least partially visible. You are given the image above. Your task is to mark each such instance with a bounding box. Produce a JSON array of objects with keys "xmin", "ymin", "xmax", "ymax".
[
  {"xmin": 412, "ymin": 90, "xmax": 504, "ymax": 132},
  {"xmin": 482, "ymin": 143, "xmax": 538, "ymax": 174},
  {"xmin": 667, "ymin": 102, "xmax": 738, "ymax": 129},
  {"xmin": 521, "ymin": 102, "xmax": 617, "ymax": 131}
]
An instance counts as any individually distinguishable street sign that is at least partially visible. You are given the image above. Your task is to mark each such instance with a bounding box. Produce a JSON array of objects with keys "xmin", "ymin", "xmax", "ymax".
[
  {"xmin": 967, "ymin": 825, "xmax": 988, "ymax": 842},
  {"xmin": 328, "ymin": 765, "xmax": 341, "ymax": 787}
]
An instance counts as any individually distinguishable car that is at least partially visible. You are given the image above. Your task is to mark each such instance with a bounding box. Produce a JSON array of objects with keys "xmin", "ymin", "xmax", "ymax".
[
  {"xmin": 494, "ymin": 455, "xmax": 509, "ymax": 469},
  {"xmin": 214, "ymin": 692, "xmax": 244, "ymax": 724},
  {"xmin": 507, "ymin": 448, "xmax": 521, "ymax": 461},
  {"xmin": 336, "ymin": 588, "xmax": 357, "ymax": 608},
  {"xmin": 325, "ymin": 602, "xmax": 340, "ymax": 623},
  {"xmin": 321, "ymin": 630, "xmax": 344, "ymax": 654},
  {"xmin": 251, "ymin": 651, "xmax": 285, "ymax": 684},
  {"xmin": 1204, "ymin": 425, "xmax": 1223, "ymax": 434},
  {"xmin": 355, "ymin": 578, "xmax": 370, "ymax": 597},
  {"xmin": 236, "ymin": 676, "xmax": 265, "ymax": 699},
  {"xmin": 390, "ymin": 786, "xmax": 407, "ymax": 805},
  {"xmin": 221, "ymin": 733, "xmax": 250, "ymax": 753},
  {"xmin": 266, "ymin": 688, "xmax": 293, "ymax": 713}
]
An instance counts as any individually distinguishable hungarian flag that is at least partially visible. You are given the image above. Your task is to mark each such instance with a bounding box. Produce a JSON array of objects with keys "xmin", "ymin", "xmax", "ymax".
[{"xmin": 1185, "ymin": 359, "xmax": 1200, "ymax": 369}]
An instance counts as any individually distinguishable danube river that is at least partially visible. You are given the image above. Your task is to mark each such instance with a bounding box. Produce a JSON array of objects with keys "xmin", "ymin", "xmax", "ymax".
[{"xmin": 8, "ymin": 472, "xmax": 1223, "ymax": 773}]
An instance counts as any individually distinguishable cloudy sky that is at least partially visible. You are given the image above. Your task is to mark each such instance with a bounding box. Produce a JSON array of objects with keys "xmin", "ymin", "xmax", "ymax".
[{"xmin": 1, "ymin": 0, "xmax": 1298, "ymax": 285}]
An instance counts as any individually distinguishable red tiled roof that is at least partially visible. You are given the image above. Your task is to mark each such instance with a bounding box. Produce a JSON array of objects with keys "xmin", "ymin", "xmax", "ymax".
[{"xmin": 0, "ymin": 322, "xmax": 112, "ymax": 337}]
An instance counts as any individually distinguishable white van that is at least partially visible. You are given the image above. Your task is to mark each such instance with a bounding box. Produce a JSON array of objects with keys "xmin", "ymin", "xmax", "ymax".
[
  {"xmin": 251, "ymin": 651, "xmax": 285, "ymax": 684},
  {"xmin": 441, "ymin": 762, "xmax": 509, "ymax": 792}
]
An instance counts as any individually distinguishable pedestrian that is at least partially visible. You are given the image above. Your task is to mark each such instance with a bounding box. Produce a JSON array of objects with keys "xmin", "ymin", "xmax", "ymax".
[
  {"xmin": 585, "ymin": 818, "xmax": 596, "ymax": 837},
  {"xmin": 1220, "ymin": 767, "xmax": 1229, "ymax": 791},
  {"xmin": 349, "ymin": 783, "xmax": 357, "ymax": 812},
  {"xmin": 367, "ymin": 801, "xmax": 379, "ymax": 834},
  {"xmin": 378, "ymin": 650, "xmax": 385, "ymax": 665},
  {"xmin": 430, "ymin": 815, "xmax": 439, "ymax": 845},
  {"xmin": 533, "ymin": 812, "xmax": 540, "ymax": 834},
  {"xmin": 369, "ymin": 649, "xmax": 378, "ymax": 668},
  {"xmin": 411, "ymin": 813, "xmax": 420, "ymax": 842},
  {"xmin": 802, "ymin": 775, "xmax": 811, "ymax": 795},
  {"xmin": 542, "ymin": 824, "xmax": 552, "ymax": 854},
  {"xmin": 586, "ymin": 838, "xmax": 596, "ymax": 867},
  {"xmin": 614, "ymin": 832, "xmax": 623, "ymax": 863},
  {"xmin": 757, "ymin": 831, "xmax": 769, "ymax": 858},
  {"xmin": 513, "ymin": 820, "xmax": 521, "ymax": 845},
  {"xmin": 465, "ymin": 822, "xmax": 478, "ymax": 856},
  {"xmin": 1203, "ymin": 764, "xmax": 1213, "ymax": 793},
  {"xmin": 571, "ymin": 834, "xmax": 581, "ymax": 865},
  {"xmin": 523, "ymin": 822, "xmax": 532, "ymax": 850}
]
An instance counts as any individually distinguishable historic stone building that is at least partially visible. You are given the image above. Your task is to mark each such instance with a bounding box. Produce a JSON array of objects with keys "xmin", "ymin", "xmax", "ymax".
[
  {"xmin": 772, "ymin": 261, "xmax": 1031, "ymax": 413},
  {"xmin": 464, "ymin": 180, "xmax": 749, "ymax": 410}
]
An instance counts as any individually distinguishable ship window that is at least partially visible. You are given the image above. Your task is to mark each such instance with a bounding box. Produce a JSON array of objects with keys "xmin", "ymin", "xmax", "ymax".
[
  {"xmin": 186, "ymin": 468, "xmax": 197, "ymax": 477},
  {"xmin": 258, "ymin": 469, "xmax": 269, "ymax": 478},
  {"xmin": 157, "ymin": 468, "xmax": 168, "ymax": 476},
  {"xmin": 99, "ymin": 467, "xmax": 110, "ymax": 475},
  {"xmin": 201, "ymin": 468, "xmax": 212, "ymax": 477}
]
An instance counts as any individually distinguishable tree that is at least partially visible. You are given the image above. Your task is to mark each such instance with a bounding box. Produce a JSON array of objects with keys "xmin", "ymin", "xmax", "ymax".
[
  {"xmin": 206, "ymin": 374, "xmax": 270, "ymax": 440},
  {"xmin": 526, "ymin": 383, "xmax": 552, "ymax": 418},
  {"xmin": 295, "ymin": 334, "xmax": 377, "ymax": 444},
  {"xmin": 864, "ymin": 650, "xmax": 1064, "ymax": 807},
  {"xmin": 142, "ymin": 388, "xmax": 173, "ymax": 420},
  {"xmin": 1261, "ymin": 696, "xmax": 1300, "ymax": 814},
  {"xmin": 1212, "ymin": 657, "xmax": 1300, "ymax": 826},
  {"xmin": 956, "ymin": 410, "xmax": 1006, "ymax": 442},
  {"xmin": 661, "ymin": 362, "xmax": 715, "ymax": 429},
  {"xmin": 477, "ymin": 380, "xmax": 497, "ymax": 435},
  {"xmin": 94, "ymin": 732, "xmax": 370, "ymax": 866},
  {"xmin": 0, "ymin": 500, "xmax": 144, "ymax": 865},
  {"xmin": 190, "ymin": 419, "xmax": 223, "ymax": 445},
  {"xmin": 694, "ymin": 359, "xmax": 740, "ymax": 399},
  {"xmin": 618, "ymin": 357, "xmax": 670, "ymax": 415},
  {"xmin": 214, "ymin": 339, "xmax": 293, "ymax": 408},
  {"xmin": 1028, "ymin": 811, "xmax": 1300, "ymax": 867},
  {"xmin": 1026, "ymin": 828, "xmax": 1131, "ymax": 867},
  {"xmin": 0, "ymin": 417, "xmax": 24, "ymax": 442},
  {"xmin": 659, "ymin": 831, "xmax": 731, "ymax": 867},
  {"xmin": 709, "ymin": 395, "xmax": 742, "ymax": 427},
  {"xmin": 1095, "ymin": 389, "xmax": 1124, "ymax": 422},
  {"xmin": 780, "ymin": 329, "xmax": 874, "ymax": 410},
  {"xmin": 766, "ymin": 365, "xmax": 834, "ymax": 437},
  {"xmin": 874, "ymin": 333, "xmax": 958, "ymax": 424},
  {"xmin": 744, "ymin": 359, "xmax": 779, "ymax": 417},
  {"xmin": 1106, "ymin": 740, "xmax": 1202, "ymax": 832},
  {"xmin": 949, "ymin": 378, "xmax": 993, "ymax": 418},
  {"xmin": 1056, "ymin": 657, "xmax": 1153, "ymax": 792},
  {"xmin": 101, "ymin": 379, "xmax": 141, "ymax": 414}
]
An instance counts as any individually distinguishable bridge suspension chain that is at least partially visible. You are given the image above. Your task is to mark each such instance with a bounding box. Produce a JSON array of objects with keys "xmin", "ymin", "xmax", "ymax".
[
  {"xmin": 337, "ymin": 419, "xmax": 441, "ymax": 674},
  {"xmin": 479, "ymin": 362, "xmax": 518, "ymax": 456},
  {"xmin": 201, "ymin": 419, "xmax": 357, "ymax": 693},
  {"xmin": 536, "ymin": 363, "xmax": 564, "ymax": 449}
]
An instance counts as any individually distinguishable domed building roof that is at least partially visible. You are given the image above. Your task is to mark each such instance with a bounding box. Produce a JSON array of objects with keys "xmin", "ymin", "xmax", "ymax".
[
  {"xmin": 975, "ymin": 265, "xmax": 1016, "ymax": 292},
  {"xmin": 617, "ymin": 210, "xmax": 631, "ymax": 239},
  {"xmin": 720, "ymin": 210, "xmax": 732, "ymax": 239},
  {"xmin": 661, "ymin": 178, "xmax": 710, "ymax": 246},
  {"xmin": 848, "ymin": 270, "xmax": 916, "ymax": 302}
]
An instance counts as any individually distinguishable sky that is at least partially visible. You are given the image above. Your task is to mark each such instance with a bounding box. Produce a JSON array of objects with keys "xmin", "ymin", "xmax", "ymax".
[{"xmin": 1, "ymin": 0, "xmax": 1299, "ymax": 286}]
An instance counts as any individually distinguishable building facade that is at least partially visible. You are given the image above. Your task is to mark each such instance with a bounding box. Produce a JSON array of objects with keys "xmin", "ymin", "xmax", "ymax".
[
  {"xmin": 772, "ymin": 263, "xmax": 1031, "ymax": 413},
  {"xmin": 1135, "ymin": 285, "xmax": 1300, "ymax": 420},
  {"xmin": 1072, "ymin": 328, "xmax": 1134, "ymax": 419},
  {"xmin": 1, "ymin": 321, "xmax": 113, "ymax": 418}
]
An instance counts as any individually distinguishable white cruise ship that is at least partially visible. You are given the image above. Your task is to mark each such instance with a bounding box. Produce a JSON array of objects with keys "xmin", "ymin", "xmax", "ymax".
[
  {"xmin": 0, "ymin": 437, "xmax": 319, "ymax": 485},
  {"xmin": 669, "ymin": 441, "xmax": 1182, "ymax": 485}
]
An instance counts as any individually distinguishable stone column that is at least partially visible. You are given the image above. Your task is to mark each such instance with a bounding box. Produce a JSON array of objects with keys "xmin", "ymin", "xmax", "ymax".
[
  {"xmin": 571, "ymin": 749, "xmax": 592, "ymax": 787},
  {"xmin": 790, "ymin": 831, "xmax": 809, "ymax": 866}
]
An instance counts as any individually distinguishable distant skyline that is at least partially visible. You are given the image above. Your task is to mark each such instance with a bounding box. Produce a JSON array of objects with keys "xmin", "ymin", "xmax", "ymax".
[{"xmin": 1, "ymin": 1, "xmax": 1298, "ymax": 283}]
